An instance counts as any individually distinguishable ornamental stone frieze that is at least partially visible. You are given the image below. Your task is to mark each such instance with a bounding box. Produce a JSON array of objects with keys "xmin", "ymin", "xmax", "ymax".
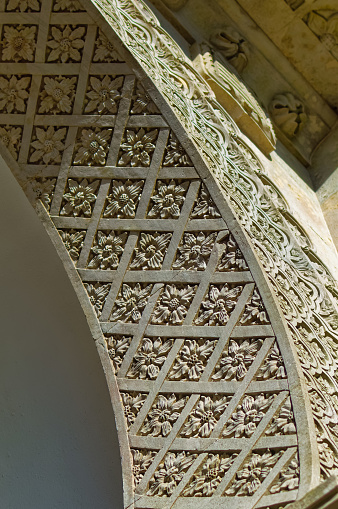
[{"xmin": 0, "ymin": 0, "xmax": 338, "ymax": 508}]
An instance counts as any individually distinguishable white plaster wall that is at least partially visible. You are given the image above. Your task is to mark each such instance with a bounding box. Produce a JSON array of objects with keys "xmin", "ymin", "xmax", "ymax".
[{"xmin": 0, "ymin": 159, "xmax": 123, "ymax": 508}]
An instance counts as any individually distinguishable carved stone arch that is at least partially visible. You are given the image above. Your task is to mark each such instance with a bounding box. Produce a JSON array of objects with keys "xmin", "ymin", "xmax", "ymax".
[{"xmin": 1, "ymin": 0, "xmax": 338, "ymax": 507}]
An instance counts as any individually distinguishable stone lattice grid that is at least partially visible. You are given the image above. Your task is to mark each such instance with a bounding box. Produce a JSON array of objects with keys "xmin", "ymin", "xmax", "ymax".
[{"xmin": 0, "ymin": 2, "xmax": 300, "ymax": 508}]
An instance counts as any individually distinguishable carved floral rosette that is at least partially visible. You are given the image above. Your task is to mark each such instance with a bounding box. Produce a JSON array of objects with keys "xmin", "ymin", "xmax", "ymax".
[{"xmin": 0, "ymin": 0, "xmax": 338, "ymax": 508}]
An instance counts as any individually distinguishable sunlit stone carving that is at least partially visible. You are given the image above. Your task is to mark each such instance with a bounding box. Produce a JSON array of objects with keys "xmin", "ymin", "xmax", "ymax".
[
  {"xmin": 270, "ymin": 92, "xmax": 307, "ymax": 137},
  {"xmin": 1, "ymin": 0, "xmax": 338, "ymax": 507}
]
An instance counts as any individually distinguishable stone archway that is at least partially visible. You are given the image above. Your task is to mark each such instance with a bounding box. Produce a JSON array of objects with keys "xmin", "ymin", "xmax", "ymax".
[{"xmin": 1, "ymin": 0, "xmax": 338, "ymax": 507}]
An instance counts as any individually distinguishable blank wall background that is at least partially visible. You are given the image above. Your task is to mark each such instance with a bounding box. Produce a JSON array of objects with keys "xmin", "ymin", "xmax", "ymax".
[{"xmin": 0, "ymin": 157, "xmax": 123, "ymax": 508}]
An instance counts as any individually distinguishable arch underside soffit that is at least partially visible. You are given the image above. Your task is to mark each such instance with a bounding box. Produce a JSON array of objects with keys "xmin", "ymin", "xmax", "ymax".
[{"xmin": 0, "ymin": 0, "xmax": 338, "ymax": 507}]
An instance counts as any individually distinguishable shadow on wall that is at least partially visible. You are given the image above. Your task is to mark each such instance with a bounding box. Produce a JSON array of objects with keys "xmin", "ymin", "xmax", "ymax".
[{"xmin": 0, "ymin": 157, "xmax": 124, "ymax": 509}]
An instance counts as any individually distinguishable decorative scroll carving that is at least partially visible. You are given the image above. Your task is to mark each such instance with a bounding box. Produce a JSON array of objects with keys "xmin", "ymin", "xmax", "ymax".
[
  {"xmin": 1, "ymin": 0, "xmax": 338, "ymax": 507},
  {"xmin": 269, "ymin": 93, "xmax": 307, "ymax": 137}
]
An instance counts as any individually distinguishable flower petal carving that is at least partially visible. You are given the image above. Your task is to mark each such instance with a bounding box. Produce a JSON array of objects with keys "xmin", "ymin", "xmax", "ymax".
[
  {"xmin": 118, "ymin": 128, "xmax": 157, "ymax": 166},
  {"xmin": 110, "ymin": 283, "xmax": 152, "ymax": 323},
  {"xmin": 305, "ymin": 11, "xmax": 338, "ymax": 60},
  {"xmin": 59, "ymin": 229, "xmax": 86, "ymax": 261},
  {"xmin": 121, "ymin": 392, "xmax": 147, "ymax": 430},
  {"xmin": 104, "ymin": 179, "xmax": 144, "ymax": 218},
  {"xmin": 105, "ymin": 334, "xmax": 131, "ymax": 373},
  {"xmin": 240, "ymin": 287, "xmax": 270, "ymax": 325},
  {"xmin": 93, "ymin": 30, "xmax": 123, "ymax": 62},
  {"xmin": 258, "ymin": 342, "xmax": 286, "ymax": 380},
  {"xmin": 85, "ymin": 75, "xmax": 123, "ymax": 114},
  {"xmin": 74, "ymin": 128, "xmax": 112, "ymax": 165},
  {"xmin": 169, "ymin": 339, "xmax": 216, "ymax": 381},
  {"xmin": 85, "ymin": 282, "xmax": 110, "ymax": 317},
  {"xmin": 217, "ymin": 234, "xmax": 248, "ymax": 271},
  {"xmin": 0, "ymin": 75, "xmax": 30, "ymax": 113},
  {"xmin": 223, "ymin": 394, "xmax": 275, "ymax": 438},
  {"xmin": 147, "ymin": 452, "xmax": 197, "ymax": 496},
  {"xmin": 6, "ymin": 0, "xmax": 40, "ymax": 11},
  {"xmin": 26, "ymin": 178, "xmax": 56, "ymax": 209},
  {"xmin": 173, "ymin": 232, "xmax": 218, "ymax": 271},
  {"xmin": 212, "ymin": 338, "xmax": 263, "ymax": 381},
  {"xmin": 47, "ymin": 25, "xmax": 85, "ymax": 63},
  {"xmin": 148, "ymin": 180, "xmax": 189, "ymax": 218},
  {"xmin": 163, "ymin": 132, "xmax": 191, "ymax": 166},
  {"xmin": 191, "ymin": 184, "xmax": 221, "ymax": 219},
  {"xmin": 127, "ymin": 337, "xmax": 173, "ymax": 380},
  {"xmin": 131, "ymin": 232, "xmax": 171, "ymax": 270},
  {"xmin": 183, "ymin": 453, "xmax": 237, "ymax": 496},
  {"xmin": 39, "ymin": 76, "xmax": 76, "ymax": 114},
  {"xmin": 53, "ymin": 0, "xmax": 84, "ymax": 11},
  {"xmin": 30, "ymin": 126, "xmax": 66, "ymax": 164},
  {"xmin": 88, "ymin": 231, "xmax": 127, "ymax": 270},
  {"xmin": 0, "ymin": 125, "xmax": 22, "ymax": 159},
  {"xmin": 181, "ymin": 395, "xmax": 229, "ymax": 438},
  {"xmin": 131, "ymin": 449, "xmax": 157, "ymax": 487},
  {"xmin": 140, "ymin": 394, "xmax": 187, "ymax": 437},
  {"xmin": 2, "ymin": 25, "xmax": 36, "ymax": 62},
  {"xmin": 152, "ymin": 284, "xmax": 195, "ymax": 325},
  {"xmin": 61, "ymin": 179, "xmax": 99, "ymax": 217},
  {"xmin": 226, "ymin": 450, "xmax": 283, "ymax": 496},
  {"xmin": 130, "ymin": 81, "xmax": 159, "ymax": 114},
  {"xmin": 270, "ymin": 455, "xmax": 299, "ymax": 493},
  {"xmin": 195, "ymin": 284, "xmax": 242, "ymax": 326},
  {"xmin": 266, "ymin": 398, "xmax": 296, "ymax": 435}
]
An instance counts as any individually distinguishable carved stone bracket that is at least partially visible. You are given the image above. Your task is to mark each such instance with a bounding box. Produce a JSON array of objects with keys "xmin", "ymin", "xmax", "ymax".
[{"xmin": 192, "ymin": 42, "xmax": 276, "ymax": 155}]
